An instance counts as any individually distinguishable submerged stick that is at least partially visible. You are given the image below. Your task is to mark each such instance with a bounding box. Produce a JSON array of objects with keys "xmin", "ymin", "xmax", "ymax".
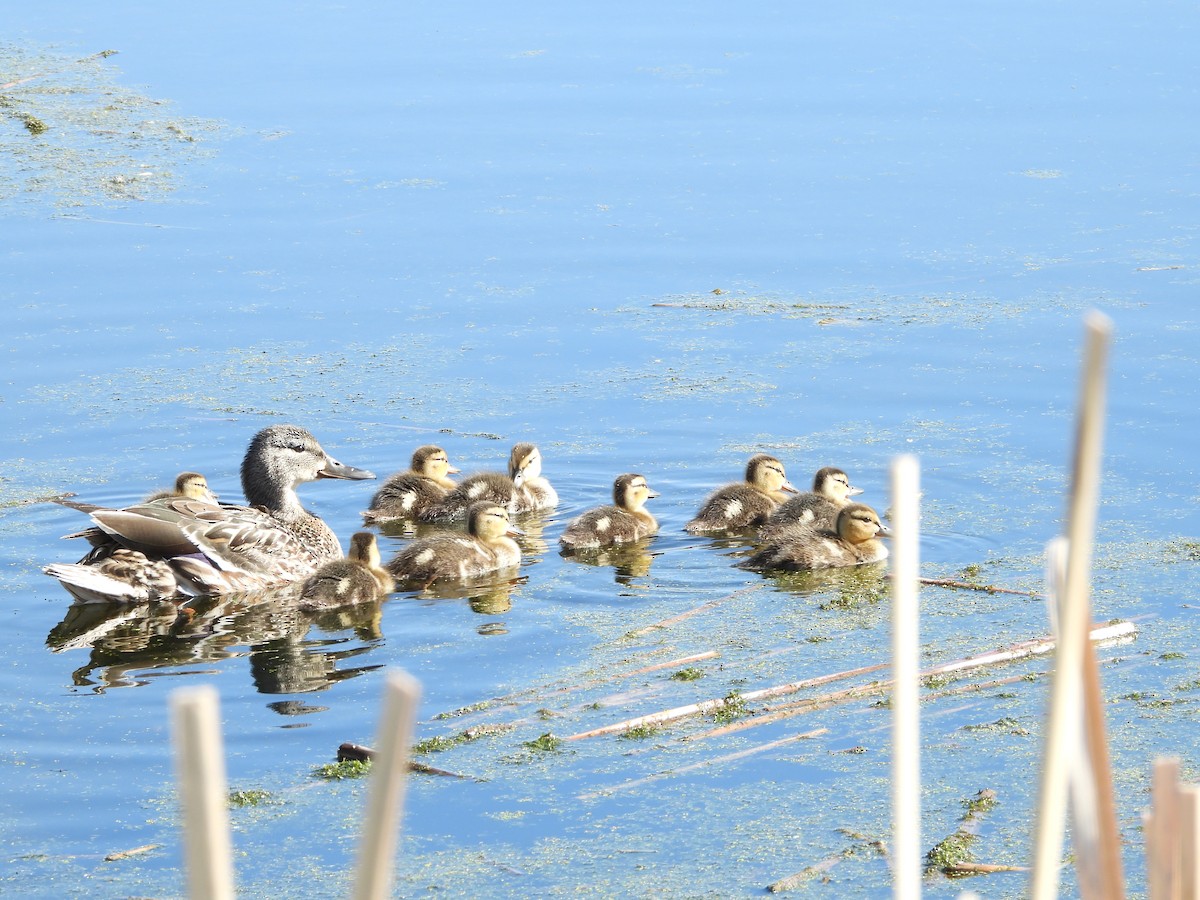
[
  {"xmin": 169, "ymin": 685, "xmax": 234, "ymax": 900},
  {"xmin": 914, "ymin": 576, "xmax": 1039, "ymax": 597},
  {"xmin": 624, "ymin": 585, "xmax": 762, "ymax": 638},
  {"xmin": 578, "ymin": 728, "xmax": 827, "ymax": 800}
]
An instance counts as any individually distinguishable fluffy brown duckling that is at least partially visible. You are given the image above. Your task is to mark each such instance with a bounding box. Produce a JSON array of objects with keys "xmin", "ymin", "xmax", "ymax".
[
  {"xmin": 419, "ymin": 442, "xmax": 556, "ymax": 523},
  {"xmin": 145, "ymin": 471, "xmax": 220, "ymax": 505},
  {"xmin": 759, "ymin": 466, "xmax": 862, "ymax": 537},
  {"xmin": 362, "ymin": 445, "xmax": 459, "ymax": 523},
  {"xmin": 560, "ymin": 473, "xmax": 659, "ymax": 550},
  {"xmin": 389, "ymin": 501, "xmax": 522, "ymax": 587},
  {"xmin": 739, "ymin": 502, "xmax": 889, "ymax": 572},
  {"xmin": 684, "ymin": 453, "xmax": 797, "ymax": 533},
  {"xmin": 299, "ymin": 531, "xmax": 394, "ymax": 610}
]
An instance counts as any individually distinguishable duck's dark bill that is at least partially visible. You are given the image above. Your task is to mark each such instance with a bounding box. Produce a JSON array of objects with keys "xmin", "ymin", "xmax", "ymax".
[{"xmin": 318, "ymin": 459, "xmax": 376, "ymax": 481}]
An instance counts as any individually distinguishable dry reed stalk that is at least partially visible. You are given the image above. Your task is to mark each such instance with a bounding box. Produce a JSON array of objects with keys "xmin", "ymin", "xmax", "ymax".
[
  {"xmin": 680, "ymin": 622, "xmax": 1135, "ymax": 743},
  {"xmin": 169, "ymin": 685, "xmax": 234, "ymax": 900},
  {"xmin": 1146, "ymin": 757, "xmax": 1182, "ymax": 900},
  {"xmin": 352, "ymin": 670, "xmax": 421, "ymax": 900},
  {"xmin": 891, "ymin": 454, "xmax": 922, "ymax": 900},
  {"xmin": 1031, "ymin": 312, "xmax": 1117, "ymax": 900}
]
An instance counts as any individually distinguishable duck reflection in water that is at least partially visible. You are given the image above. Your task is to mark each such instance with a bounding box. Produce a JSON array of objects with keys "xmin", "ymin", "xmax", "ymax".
[{"xmin": 46, "ymin": 586, "xmax": 386, "ymax": 695}]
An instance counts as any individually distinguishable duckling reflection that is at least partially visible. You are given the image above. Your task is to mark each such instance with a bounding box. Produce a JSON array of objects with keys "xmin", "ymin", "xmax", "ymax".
[
  {"xmin": 560, "ymin": 538, "xmax": 657, "ymax": 582},
  {"xmin": 389, "ymin": 502, "xmax": 522, "ymax": 587},
  {"xmin": 685, "ymin": 454, "xmax": 797, "ymax": 534},
  {"xmin": 759, "ymin": 466, "xmax": 862, "ymax": 537},
  {"xmin": 419, "ymin": 443, "xmax": 557, "ymax": 523},
  {"xmin": 739, "ymin": 503, "xmax": 889, "ymax": 572},
  {"xmin": 399, "ymin": 571, "xmax": 522, "ymax": 613},
  {"xmin": 560, "ymin": 474, "xmax": 659, "ymax": 549},
  {"xmin": 362, "ymin": 445, "xmax": 459, "ymax": 524}
]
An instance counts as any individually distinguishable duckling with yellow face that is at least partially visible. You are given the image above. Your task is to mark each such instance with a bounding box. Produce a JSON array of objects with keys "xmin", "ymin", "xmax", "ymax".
[
  {"xmin": 560, "ymin": 473, "xmax": 659, "ymax": 550},
  {"xmin": 145, "ymin": 471, "xmax": 220, "ymax": 505},
  {"xmin": 389, "ymin": 501, "xmax": 522, "ymax": 586},
  {"xmin": 759, "ymin": 466, "xmax": 862, "ymax": 537},
  {"xmin": 363, "ymin": 445, "xmax": 459, "ymax": 524},
  {"xmin": 739, "ymin": 502, "xmax": 888, "ymax": 572},
  {"xmin": 418, "ymin": 442, "xmax": 556, "ymax": 523},
  {"xmin": 685, "ymin": 454, "xmax": 797, "ymax": 534},
  {"xmin": 299, "ymin": 531, "xmax": 395, "ymax": 610}
]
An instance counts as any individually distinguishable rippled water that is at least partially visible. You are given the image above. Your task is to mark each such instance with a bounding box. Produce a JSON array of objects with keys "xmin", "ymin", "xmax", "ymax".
[{"xmin": 4, "ymin": 2, "xmax": 1200, "ymax": 897}]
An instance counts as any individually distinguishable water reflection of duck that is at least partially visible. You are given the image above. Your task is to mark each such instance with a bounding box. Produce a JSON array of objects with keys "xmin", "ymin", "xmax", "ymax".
[
  {"xmin": 44, "ymin": 424, "xmax": 374, "ymax": 602},
  {"xmin": 299, "ymin": 532, "xmax": 394, "ymax": 611},
  {"xmin": 419, "ymin": 443, "xmax": 556, "ymax": 523},
  {"xmin": 685, "ymin": 454, "xmax": 797, "ymax": 533},
  {"xmin": 362, "ymin": 445, "xmax": 459, "ymax": 524},
  {"xmin": 145, "ymin": 471, "xmax": 220, "ymax": 504},
  {"xmin": 739, "ymin": 502, "xmax": 889, "ymax": 571},
  {"xmin": 389, "ymin": 502, "xmax": 522, "ymax": 587},
  {"xmin": 759, "ymin": 466, "xmax": 862, "ymax": 537},
  {"xmin": 560, "ymin": 474, "xmax": 659, "ymax": 549}
]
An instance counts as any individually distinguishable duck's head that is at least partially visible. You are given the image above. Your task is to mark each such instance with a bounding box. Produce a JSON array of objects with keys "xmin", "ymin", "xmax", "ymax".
[
  {"xmin": 747, "ymin": 454, "xmax": 797, "ymax": 495},
  {"xmin": 467, "ymin": 501, "xmax": 523, "ymax": 540},
  {"xmin": 175, "ymin": 471, "xmax": 218, "ymax": 504},
  {"xmin": 412, "ymin": 445, "xmax": 458, "ymax": 480},
  {"xmin": 241, "ymin": 425, "xmax": 375, "ymax": 505},
  {"xmin": 812, "ymin": 466, "xmax": 862, "ymax": 503},
  {"xmin": 508, "ymin": 442, "xmax": 542, "ymax": 488},
  {"xmin": 613, "ymin": 473, "xmax": 658, "ymax": 511},
  {"xmin": 347, "ymin": 531, "xmax": 382, "ymax": 567},
  {"xmin": 836, "ymin": 503, "xmax": 886, "ymax": 544}
]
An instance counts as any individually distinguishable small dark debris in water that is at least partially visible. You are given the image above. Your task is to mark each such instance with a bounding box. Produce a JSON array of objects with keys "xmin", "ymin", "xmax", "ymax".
[
  {"xmin": 337, "ymin": 741, "xmax": 375, "ymax": 762},
  {"xmin": 960, "ymin": 716, "xmax": 1030, "ymax": 736},
  {"xmin": 104, "ymin": 843, "xmax": 160, "ymax": 862},
  {"xmin": 832, "ymin": 745, "xmax": 868, "ymax": 755},
  {"xmin": 669, "ymin": 666, "xmax": 705, "ymax": 681},
  {"xmin": 1160, "ymin": 651, "xmax": 1186, "ymax": 661}
]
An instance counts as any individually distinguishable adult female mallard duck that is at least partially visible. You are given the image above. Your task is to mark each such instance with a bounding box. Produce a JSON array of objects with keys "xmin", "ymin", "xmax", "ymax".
[
  {"xmin": 739, "ymin": 502, "xmax": 889, "ymax": 572},
  {"xmin": 684, "ymin": 454, "xmax": 797, "ymax": 534},
  {"xmin": 419, "ymin": 442, "xmax": 557, "ymax": 523},
  {"xmin": 388, "ymin": 501, "xmax": 522, "ymax": 587},
  {"xmin": 44, "ymin": 424, "xmax": 375, "ymax": 602},
  {"xmin": 362, "ymin": 445, "xmax": 459, "ymax": 524},
  {"xmin": 560, "ymin": 473, "xmax": 659, "ymax": 550},
  {"xmin": 759, "ymin": 466, "xmax": 862, "ymax": 537},
  {"xmin": 299, "ymin": 531, "xmax": 394, "ymax": 611}
]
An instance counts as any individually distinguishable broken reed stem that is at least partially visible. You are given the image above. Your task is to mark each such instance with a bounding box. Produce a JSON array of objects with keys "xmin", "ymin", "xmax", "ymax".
[
  {"xmin": 578, "ymin": 728, "xmax": 827, "ymax": 800},
  {"xmin": 942, "ymin": 862, "xmax": 1030, "ymax": 875},
  {"xmin": 563, "ymin": 661, "xmax": 889, "ymax": 741},
  {"xmin": 625, "ymin": 585, "xmax": 762, "ymax": 638},
  {"xmin": 566, "ymin": 621, "xmax": 1136, "ymax": 743},
  {"xmin": 913, "ymin": 576, "xmax": 1040, "ymax": 597}
]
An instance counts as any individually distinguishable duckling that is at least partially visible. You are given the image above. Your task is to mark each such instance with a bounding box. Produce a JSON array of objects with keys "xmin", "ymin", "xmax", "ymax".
[
  {"xmin": 45, "ymin": 424, "xmax": 375, "ymax": 602},
  {"xmin": 739, "ymin": 502, "xmax": 889, "ymax": 572},
  {"xmin": 419, "ymin": 442, "xmax": 557, "ymax": 523},
  {"xmin": 388, "ymin": 501, "xmax": 522, "ymax": 586},
  {"xmin": 145, "ymin": 471, "xmax": 220, "ymax": 505},
  {"xmin": 560, "ymin": 473, "xmax": 659, "ymax": 550},
  {"xmin": 362, "ymin": 445, "xmax": 459, "ymax": 523},
  {"xmin": 299, "ymin": 532, "xmax": 395, "ymax": 611},
  {"xmin": 684, "ymin": 454, "xmax": 797, "ymax": 534},
  {"xmin": 759, "ymin": 466, "xmax": 862, "ymax": 537}
]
